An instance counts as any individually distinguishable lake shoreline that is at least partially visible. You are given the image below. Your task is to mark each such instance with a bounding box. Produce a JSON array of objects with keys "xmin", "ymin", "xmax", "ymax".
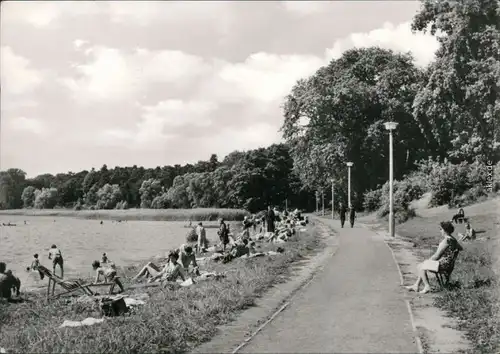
[
  {"xmin": 1, "ymin": 218, "xmax": 324, "ymax": 353},
  {"xmin": 0, "ymin": 207, "xmax": 249, "ymax": 221}
]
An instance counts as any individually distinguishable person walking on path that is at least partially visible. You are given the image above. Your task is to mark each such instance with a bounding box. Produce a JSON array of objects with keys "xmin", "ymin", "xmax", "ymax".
[
  {"xmin": 339, "ymin": 202, "xmax": 347, "ymax": 228},
  {"xmin": 349, "ymin": 207, "xmax": 356, "ymax": 228},
  {"xmin": 265, "ymin": 205, "xmax": 276, "ymax": 233}
]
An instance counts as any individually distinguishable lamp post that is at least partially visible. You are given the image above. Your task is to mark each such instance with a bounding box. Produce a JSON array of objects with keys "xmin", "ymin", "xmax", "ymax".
[
  {"xmin": 346, "ymin": 162, "xmax": 353, "ymax": 208},
  {"xmin": 315, "ymin": 191, "xmax": 319, "ymax": 213},
  {"xmin": 384, "ymin": 121, "xmax": 399, "ymax": 237},
  {"xmin": 321, "ymin": 190, "xmax": 325, "ymax": 216},
  {"xmin": 331, "ymin": 179, "xmax": 335, "ymax": 219}
]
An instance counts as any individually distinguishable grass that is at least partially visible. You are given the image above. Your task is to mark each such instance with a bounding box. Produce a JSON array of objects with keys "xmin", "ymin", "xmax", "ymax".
[
  {"xmin": 0, "ymin": 208, "xmax": 250, "ymax": 221},
  {"xmin": 0, "ymin": 222, "xmax": 324, "ymax": 353},
  {"xmin": 395, "ymin": 204, "xmax": 499, "ymax": 354}
]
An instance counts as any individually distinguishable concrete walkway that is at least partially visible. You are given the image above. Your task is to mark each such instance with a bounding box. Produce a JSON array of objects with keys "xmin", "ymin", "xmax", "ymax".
[{"xmin": 239, "ymin": 219, "xmax": 419, "ymax": 353}]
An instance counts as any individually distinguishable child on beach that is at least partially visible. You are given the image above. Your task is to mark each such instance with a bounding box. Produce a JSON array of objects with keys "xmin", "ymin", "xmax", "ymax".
[
  {"xmin": 218, "ymin": 219, "xmax": 230, "ymax": 252},
  {"xmin": 92, "ymin": 260, "xmax": 124, "ymax": 293},
  {"xmin": 27, "ymin": 254, "xmax": 40, "ymax": 271},
  {"xmin": 101, "ymin": 253, "xmax": 110, "ymax": 264}
]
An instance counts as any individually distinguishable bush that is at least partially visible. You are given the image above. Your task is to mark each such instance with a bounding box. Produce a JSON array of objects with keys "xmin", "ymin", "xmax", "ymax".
[
  {"xmin": 363, "ymin": 188, "xmax": 383, "ymax": 212},
  {"xmin": 371, "ymin": 178, "xmax": 423, "ymax": 224},
  {"xmin": 186, "ymin": 228, "xmax": 197, "ymax": 243},
  {"xmin": 417, "ymin": 159, "xmax": 491, "ymax": 207}
]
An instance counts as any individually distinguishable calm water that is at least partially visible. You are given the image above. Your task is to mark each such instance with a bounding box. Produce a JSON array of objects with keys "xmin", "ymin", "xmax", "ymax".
[{"xmin": 0, "ymin": 216, "xmax": 222, "ymax": 290}]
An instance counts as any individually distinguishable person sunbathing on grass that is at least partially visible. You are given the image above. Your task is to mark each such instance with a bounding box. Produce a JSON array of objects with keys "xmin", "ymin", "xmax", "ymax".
[
  {"xmin": 0, "ymin": 262, "xmax": 21, "ymax": 300},
  {"xmin": 405, "ymin": 221, "xmax": 463, "ymax": 294},
  {"xmin": 92, "ymin": 260, "xmax": 124, "ymax": 293},
  {"xmin": 459, "ymin": 221, "xmax": 476, "ymax": 241},
  {"xmin": 176, "ymin": 245, "xmax": 200, "ymax": 276},
  {"xmin": 133, "ymin": 252, "xmax": 186, "ymax": 283}
]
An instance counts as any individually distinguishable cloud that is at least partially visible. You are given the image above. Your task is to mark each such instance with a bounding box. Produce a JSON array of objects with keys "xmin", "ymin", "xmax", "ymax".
[
  {"xmin": 210, "ymin": 53, "xmax": 325, "ymax": 103},
  {"xmin": 325, "ymin": 22, "xmax": 439, "ymax": 67},
  {"xmin": 73, "ymin": 39, "xmax": 88, "ymax": 50},
  {"xmin": 282, "ymin": 1, "xmax": 332, "ymax": 16},
  {"xmin": 6, "ymin": 117, "xmax": 47, "ymax": 135},
  {"xmin": 1, "ymin": 1, "xmax": 101, "ymax": 27},
  {"xmin": 0, "ymin": 46, "xmax": 43, "ymax": 95},
  {"xmin": 96, "ymin": 99, "xmax": 217, "ymax": 148},
  {"xmin": 60, "ymin": 46, "xmax": 210, "ymax": 103}
]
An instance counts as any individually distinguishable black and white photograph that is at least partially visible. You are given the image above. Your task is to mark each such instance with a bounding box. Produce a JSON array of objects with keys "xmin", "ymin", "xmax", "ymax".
[{"xmin": 0, "ymin": 0, "xmax": 499, "ymax": 353}]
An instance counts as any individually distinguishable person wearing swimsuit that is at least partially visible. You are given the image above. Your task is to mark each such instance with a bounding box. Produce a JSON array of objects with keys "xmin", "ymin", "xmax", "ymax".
[{"xmin": 48, "ymin": 244, "xmax": 64, "ymax": 278}]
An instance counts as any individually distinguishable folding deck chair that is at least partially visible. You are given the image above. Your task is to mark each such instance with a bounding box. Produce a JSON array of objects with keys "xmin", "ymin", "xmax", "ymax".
[
  {"xmin": 428, "ymin": 249, "xmax": 461, "ymax": 290},
  {"xmin": 37, "ymin": 266, "xmax": 116, "ymax": 301}
]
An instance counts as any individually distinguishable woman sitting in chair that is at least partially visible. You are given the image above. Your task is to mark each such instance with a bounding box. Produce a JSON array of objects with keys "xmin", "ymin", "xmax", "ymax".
[{"xmin": 405, "ymin": 221, "xmax": 463, "ymax": 294}]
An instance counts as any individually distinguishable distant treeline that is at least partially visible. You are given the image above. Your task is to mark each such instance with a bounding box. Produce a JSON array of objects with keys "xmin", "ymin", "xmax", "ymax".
[{"xmin": 0, "ymin": 144, "xmax": 314, "ymax": 213}]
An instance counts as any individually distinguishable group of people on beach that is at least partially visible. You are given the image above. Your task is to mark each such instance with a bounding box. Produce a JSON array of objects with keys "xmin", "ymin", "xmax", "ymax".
[
  {"xmin": 0, "ymin": 243, "xmax": 126, "ymax": 301},
  {"xmin": 132, "ymin": 206, "xmax": 308, "ymax": 286},
  {"xmin": 1, "ymin": 205, "xmax": 307, "ymax": 300}
]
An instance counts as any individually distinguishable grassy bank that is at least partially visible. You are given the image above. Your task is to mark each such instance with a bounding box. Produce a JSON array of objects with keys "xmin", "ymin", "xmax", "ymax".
[
  {"xmin": 0, "ymin": 208, "xmax": 250, "ymax": 221},
  {"xmin": 0, "ymin": 222, "xmax": 324, "ymax": 353},
  {"xmin": 394, "ymin": 201, "xmax": 499, "ymax": 354}
]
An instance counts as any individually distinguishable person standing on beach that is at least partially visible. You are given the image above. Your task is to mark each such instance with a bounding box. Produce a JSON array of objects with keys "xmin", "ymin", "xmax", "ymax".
[
  {"xmin": 266, "ymin": 206, "xmax": 276, "ymax": 233},
  {"xmin": 339, "ymin": 202, "xmax": 347, "ymax": 228},
  {"xmin": 48, "ymin": 244, "xmax": 64, "ymax": 278},
  {"xmin": 218, "ymin": 218, "xmax": 230, "ymax": 252},
  {"xmin": 349, "ymin": 206, "xmax": 356, "ymax": 228},
  {"xmin": 196, "ymin": 222, "xmax": 208, "ymax": 253}
]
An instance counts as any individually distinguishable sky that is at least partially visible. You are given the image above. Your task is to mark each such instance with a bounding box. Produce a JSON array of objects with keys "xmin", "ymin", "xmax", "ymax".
[{"xmin": 0, "ymin": 1, "xmax": 440, "ymax": 178}]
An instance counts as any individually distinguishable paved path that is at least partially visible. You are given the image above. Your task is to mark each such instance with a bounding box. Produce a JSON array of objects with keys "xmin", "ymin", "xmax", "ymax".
[{"xmin": 239, "ymin": 219, "xmax": 419, "ymax": 353}]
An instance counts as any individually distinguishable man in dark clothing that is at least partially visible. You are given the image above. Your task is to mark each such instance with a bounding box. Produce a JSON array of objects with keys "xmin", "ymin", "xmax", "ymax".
[
  {"xmin": 218, "ymin": 219, "xmax": 230, "ymax": 252},
  {"xmin": 349, "ymin": 207, "xmax": 356, "ymax": 228},
  {"xmin": 266, "ymin": 206, "xmax": 276, "ymax": 233},
  {"xmin": 339, "ymin": 202, "xmax": 347, "ymax": 228}
]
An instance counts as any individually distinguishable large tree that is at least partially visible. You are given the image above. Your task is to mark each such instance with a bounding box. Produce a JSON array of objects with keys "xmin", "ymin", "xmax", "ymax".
[
  {"xmin": 281, "ymin": 47, "xmax": 427, "ymax": 206},
  {"xmin": 412, "ymin": 0, "xmax": 500, "ymax": 163}
]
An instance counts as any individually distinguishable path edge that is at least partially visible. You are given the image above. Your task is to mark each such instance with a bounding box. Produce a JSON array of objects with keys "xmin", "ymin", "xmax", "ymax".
[
  {"xmin": 191, "ymin": 217, "xmax": 339, "ymax": 354},
  {"xmin": 380, "ymin": 229, "xmax": 424, "ymax": 354}
]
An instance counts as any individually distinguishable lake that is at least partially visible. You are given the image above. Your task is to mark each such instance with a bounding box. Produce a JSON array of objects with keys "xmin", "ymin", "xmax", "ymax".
[{"xmin": 0, "ymin": 215, "xmax": 224, "ymax": 291}]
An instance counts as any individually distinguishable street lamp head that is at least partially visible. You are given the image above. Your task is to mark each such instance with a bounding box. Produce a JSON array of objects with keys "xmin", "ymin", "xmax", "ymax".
[
  {"xmin": 384, "ymin": 121, "xmax": 399, "ymax": 131},
  {"xmin": 346, "ymin": 162, "xmax": 353, "ymax": 167}
]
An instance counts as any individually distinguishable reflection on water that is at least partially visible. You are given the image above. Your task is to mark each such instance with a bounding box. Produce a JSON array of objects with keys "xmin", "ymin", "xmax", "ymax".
[{"xmin": 0, "ymin": 216, "xmax": 222, "ymax": 290}]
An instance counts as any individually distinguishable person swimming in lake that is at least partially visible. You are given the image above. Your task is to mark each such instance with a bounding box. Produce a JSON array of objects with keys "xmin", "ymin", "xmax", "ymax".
[{"xmin": 48, "ymin": 244, "xmax": 64, "ymax": 278}]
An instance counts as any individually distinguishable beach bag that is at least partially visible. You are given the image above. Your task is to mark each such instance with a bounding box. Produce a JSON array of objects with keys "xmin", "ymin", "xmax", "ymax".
[{"xmin": 101, "ymin": 297, "xmax": 128, "ymax": 317}]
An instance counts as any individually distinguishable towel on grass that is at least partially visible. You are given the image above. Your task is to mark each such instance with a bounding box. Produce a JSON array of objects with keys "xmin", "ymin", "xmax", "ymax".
[
  {"xmin": 0, "ymin": 347, "xmax": 6, "ymax": 353},
  {"xmin": 60, "ymin": 317, "xmax": 105, "ymax": 328},
  {"xmin": 124, "ymin": 298, "xmax": 146, "ymax": 307}
]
